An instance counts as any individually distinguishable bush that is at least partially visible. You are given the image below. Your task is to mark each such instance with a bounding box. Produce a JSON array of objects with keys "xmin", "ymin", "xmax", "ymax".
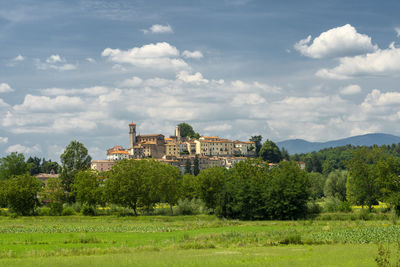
[
  {"xmin": 307, "ymin": 202, "xmax": 322, "ymax": 218},
  {"xmin": 82, "ymin": 204, "xmax": 95, "ymax": 216},
  {"xmin": 279, "ymin": 234, "xmax": 303, "ymax": 245},
  {"xmin": 61, "ymin": 207, "xmax": 76, "ymax": 216},
  {"xmin": 358, "ymin": 209, "xmax": 372, "ymax": 220},
  {"xmin": 323, "ymin": 197, "xmax": 352, "ymax": 213},
  {"xmin": 38, "ymin": 207, "xmax": 51, "ymax": 216},
  {"xmin": 175, "ymin": 199, "xmax": 208, "ymax": 215}
]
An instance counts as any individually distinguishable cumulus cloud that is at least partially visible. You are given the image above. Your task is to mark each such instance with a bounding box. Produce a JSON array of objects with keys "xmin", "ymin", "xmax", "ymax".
[
  {"xmin": 396, "ymin": 27, "xmax": 400, "ymax": 37},
  {"xmin": 316, "ymin": 46, "xmax": 400, "ymax": 79},
  {"xmin": 294, "ymin": 24, "xmax": 377, "ymax": 58},
  {"xmin": 142, "ymin": 24, "xmax": 173, "ymax": 34},
  {"xmin": 0, "ymin": 136, "xmax": 8, "ymax": 144},
  {"xmin": 340, "ymin": 84, "xmax": 362, "ymax": 95},
  {"xmin": 14, "ymin": 54, "xmax": 25, "ymax": 61},
  {"xmin": 40, "ymin": 86, "xmax": 109, "ymax": 96},
  {"xmin": 102, "ymin": 42, "xmax": 188, "ymax": 70},
  {"xmin": 177, "ymin": 71, "xmax": 208, "ymax": 84},
  {"xmin": 119, "ymin": 76, "xmax": 143, "ymax": 87},
  {"xmin": 6, "ymin": 144, "xmax": 41, "ymax": 154},
  {"xmin": 182, "ymin": 50, "xmax": 203, "ymax": 59},
  {"xmin": 13, "ymin": 95, "xmax": 84, "ymax": 112},
  {"xmin": 0, "ymin": 83, "xmax": 13, "ymax": 93},
  {"xmin": 36, "ymin": 54, "xmax": 77, "ymax": 71},
  {"xmin": 86, "ymin": 57, "xmax": 96, "ymax": 63},
  {"xmin": 204, "ymin": 123, "xmax": 232, "ymax": 132}
]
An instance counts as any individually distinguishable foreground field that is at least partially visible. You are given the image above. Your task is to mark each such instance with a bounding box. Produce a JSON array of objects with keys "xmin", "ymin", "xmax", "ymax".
[{"xmin": 0, "ymin": 215, "xmax": 399, "ymax": 266}]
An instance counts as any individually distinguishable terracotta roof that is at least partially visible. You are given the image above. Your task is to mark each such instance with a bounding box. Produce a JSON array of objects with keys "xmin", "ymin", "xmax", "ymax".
[
  {"xmin": 110, "ymin": 150, "xmax": 129, "ymax": 155},
  {"xmin": 129, "ymin": 123, "xmax": 136, "ymax": 125},
  {"xmin": 234, "ymin": 141, "xmax": 255, "ymax": 144},
  {"xmin": 138, "ymin": 134, "xmax": 164, "ymax": 137}
]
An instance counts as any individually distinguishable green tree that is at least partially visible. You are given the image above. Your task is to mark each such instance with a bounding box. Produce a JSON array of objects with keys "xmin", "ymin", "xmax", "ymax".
[
  {"xmin": 5, "ymin": 173, "xmax": 42, "ymax": 215},
  {"xmin": 259, "ymin": 140, "xmax": 282, "ymax": 163},
  {"xmin": 60, "ymin": 140, "xmax": 92, "ymax": 201},
  {"xmin": 40, "ymin": 177, "xmax": 65, "ymax": 215},
  {"xmin": 158, "ymin": 164, "xmax": 181, "ymax": 215},
  {"xmin": 41, "ymin": 159, "xmax": 60, "ymax": 174},
  {"xmin": 0, "ymin": 152, "xmax": 30, "ymax": 180},
  {"xmin": 181, "ymin": 173, "xmax": 198, "ymax": 199},
  {"xmin": 346, "ymin": 147, "xmax": 383, "ymax": 211},
  {"xmin": 184, "ymin": 159, "xmax": 192, "ymax": 175},
  {"xmin": 196, "ymin": 167, "xmax": 226, "ymax": 211},
  {"xmin": 177, "ymin": 122, "xmax": 200, "ymax": 139},
  {"xmin": 280, "ymin": 147, "xmax": 290, "ymax": 161},
  {"xmin": 193, "ymin": 155, "xmax": 200, "ymax": 176},
  {"xmin": 73, "ymin": 170, "xmax": 103, "ymax": 213},
  {"xmin": 249, "ymin": 135, "xmax": 262, "ymax": 156},
  {"xmin": 324, "ymin": 170, "xmax": 347, "ymax": 201},
  {"xmin": 309, "ymin": 172, "xmax": 326, "ymax": 200},
  {"xmin": 27, "ymin": 156, "xmax": 42, "ymax": 175}
]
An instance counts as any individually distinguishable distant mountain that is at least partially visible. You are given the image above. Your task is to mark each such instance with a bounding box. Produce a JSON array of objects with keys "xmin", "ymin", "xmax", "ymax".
[{"xmin": 277, "ymin": 133, "xmax": 400, "ymax": 154}]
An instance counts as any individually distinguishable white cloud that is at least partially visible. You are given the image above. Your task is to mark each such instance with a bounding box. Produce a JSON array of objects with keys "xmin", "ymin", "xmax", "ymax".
[
  {"xmin": 231, "ymin": 80, "xmax": 282, "ymax": 93},
  {"xmin": 41, "ymin": 86, "xmax": 109, "ymax": 96},
  {"xmin": 294, "ymin": 24, "xmax": 377, "ymax": 58},
  {"xmin": 13, "ymin": 95, "xmax": 84, "ymax": 112},
  {"xmin": 182, "ymin": 50, "xmax": 203, "ymax": 59},
  {"xmin": 177, "ymin": 71, "xmax": 208, "ymax": 84},
  {"xmin": 142, "ymin": 24, "xmax": 173, "ymax": 34},
  {"xmin": 0, "ymin": 83, "xmax": 13, "ymax": 93},
  {"xmin": 316, "ymin": 46, "xmax": 400, "ymax": 79},
  {"xmin": 102, "ymin": 42, "xmax": 188, "ymax": 70},
  {"xmin": 36, "ymin": 55, "xmax": 77, "ymax": 71},
  {"xmin": 340, "ymin": 84, "xmax": 362, "ymax": 95},
  {"xmin": 119, "ymin": 76, "xmax": 143, "ymax": 87},
  {"xmin": 51, "ymin": 117, "xmax": 97, "ymax": 132},
  {"xmin": 14, "ymin": 55, "xmax": 25, "ymax": 61},
  {"xmin": 0, "ymin": 137, "xmax": 8, "ymax": 144},
  {"xmin": 396, "ymin": 27, "xmax": 400, "ymax": 37},
  {"xmin": 6, "ymin": 144, "xmax": 41, "ymax": 154},
  {"xmin": 204, "ymin": 123, "xmax": 232, "ymax": 132},
  {"xmin": 86, "ymin": 57, "xmax": 96, "ymax": 63}
]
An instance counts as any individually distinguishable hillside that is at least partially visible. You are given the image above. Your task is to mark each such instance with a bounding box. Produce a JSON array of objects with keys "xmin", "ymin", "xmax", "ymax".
[{"xmin": 277, "ymin": 133, "xmax": 400, "ymax": 154}]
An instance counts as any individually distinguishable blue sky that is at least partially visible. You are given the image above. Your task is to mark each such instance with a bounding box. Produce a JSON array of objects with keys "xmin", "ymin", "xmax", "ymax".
[{"xmin": 1, "ymin": 0, "xmax": 400, "ymax": 160}]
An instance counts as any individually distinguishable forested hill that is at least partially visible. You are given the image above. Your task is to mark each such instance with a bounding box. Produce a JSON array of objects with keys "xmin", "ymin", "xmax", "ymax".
[{"xmin": 277, "ymin": 133, "xmax": 400, "ymax": 154}]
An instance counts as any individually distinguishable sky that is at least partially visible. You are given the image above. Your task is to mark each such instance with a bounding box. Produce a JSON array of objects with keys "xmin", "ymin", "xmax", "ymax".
[{"xmin": 1, "ymin": 0, "xmax": 400, "ymax": 160}]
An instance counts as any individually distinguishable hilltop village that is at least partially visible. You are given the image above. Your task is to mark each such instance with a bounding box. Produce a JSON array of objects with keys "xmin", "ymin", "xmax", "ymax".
[{"xmin": 91, "ymin": 123, "xmax": 256, "ymax": 173}]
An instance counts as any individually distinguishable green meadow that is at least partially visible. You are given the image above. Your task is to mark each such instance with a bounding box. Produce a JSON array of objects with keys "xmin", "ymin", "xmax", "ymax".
[{"xmin": 0, "ymin": 215, "xmax": 399, "ymax": 266}]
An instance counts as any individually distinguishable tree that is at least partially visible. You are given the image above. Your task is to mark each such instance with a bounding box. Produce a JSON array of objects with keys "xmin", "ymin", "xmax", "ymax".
[
  {"xmin": 41, "ymin": 159, "xmax": 60, "ymax": 174},
  {"xmin": 158, "ymin": 164, "xmax": 182, "ymax": 215},
  {"xmin": 177, "ymin": 122, "xmax": 200, "ymax": 139},
  {"xmin": 181, "ymin": 174, "xmax": 197, "ymax": 200},
  {"xmin": 184, "ymin": 159, "xmax": 192, "ymax": 175},
  {"xmin": 5, "ymin": 173, "xmax": 42, "ymax": 215},
  {"xmin": 324, "ymin": 170, "xmax": 347, "ymax": 201},
  {"xmin": 346, "ymin": 147, "xmax": 383, "ymax": 211},
  {"xmin": 0, "ymin": 152, "xmax": 30, "ymax": 180},
  {"xmin": 193, "ymin": 155, "xmax": 200, "ymax": 176},
  {"xmin": 73, "ymin": 170, "xmax": 103, "ymax": 213},
  {"xmin": 196, "ymin": 167, "xmax": 226, "ymax": 211},
  {"xmin": 27, "ymin": 156, "xmax": 42, "ymax": 175},
  {"xmin": 280, "ymin": 147, "xmax": 290, "ymax": 161},
  {"xmin": 60, "ymin": 140, "xmax": 92, "ymax": 201},
  {"xmin": 249, "ymin": 135, "xmax": 262, "ymax": 156},
  {"xmin": 40, "ymin": 177, "xmax": 65, "ymax": 215},
  {"xmin": 259, "ymin": 140, "xmax": 282, "ymax": 163},
  {"xmin": 309, "ymin": 172, "xmax": 326, "ymax": 200}
]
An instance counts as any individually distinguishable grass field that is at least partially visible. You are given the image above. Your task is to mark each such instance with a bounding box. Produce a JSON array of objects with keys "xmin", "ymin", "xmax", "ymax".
[{"xmin": 0, "ymin": 215, "xmax": 398, "ymax": 266}]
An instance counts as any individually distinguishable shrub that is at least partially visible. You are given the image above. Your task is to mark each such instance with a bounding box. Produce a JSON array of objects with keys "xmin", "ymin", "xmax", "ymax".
[
  {"xmin": 61, "ymin": 207, "xmax": 76, "ymax": 216},
  {"xmin": 175, "ymin": 199, "xmax": 208, "ymax": 215},
  {"xmin": 307, "ymin": 201, "xmax": 322, "ymax": 218},
  {"xmin": 323, "ymin": 197, "xmax": 352, "ymax": 213},
  {"xmin": 82, "ymin": 205, "xmax": 95, "ymax": 216},
  {"xmin": 38, "ymin": 207, "xmax": 51, "ymax": 216},
  {"xmin": 279, "ymin": 234, "xmax": 303, "ymax": 245},
  {"xmin": 338, "ymin": 201, "xmax": 352, "ymax": 213},
  {"xmin": 358, "ymin": 208, "xmax": 372, "ymax": 220}
]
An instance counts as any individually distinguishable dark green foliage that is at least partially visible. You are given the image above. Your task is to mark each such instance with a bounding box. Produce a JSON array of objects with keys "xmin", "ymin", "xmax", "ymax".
[
  {"xmin": 177, "ymin": 122, "xmax": 200, "ymax": 139},
  {"xmin": 27, "ymin": 156, "xmax": 41, "ymax": 175},
  {"xmin": 324, "ymin": 170, "xmax": 347, "ymax": 201},
  {"xmin": 193, "ymin": 155, "xmax": 200, "ymax": 176},
  {"xmin": 308, "ymin": 172, "xmax": 326, "ymax": 200},
  {"xmin": 184, "ymin": 159, "xmax": 192, "ymax": 175},
  {"xmin": 196, "ymin": 167, "xmax": 226, "ymax": 211},
  {"xmin": 60, "ymin": 140, "xmax": 92, "ymax": 201},
  {"xmin": 40, "ymin": 177, "xmax": 65, "ymax": 215},
  {"xmin": 82, "ymin": 204, "xmax": 95, "ymax": 216},
  {"xmin": 215, "ymin": 159, "xmax": 311, "ymax": 220},
  {"xmin": 41, "ymin": 159, "xmax": 60, "ymax": 174},
  {"xmin": 73, "ymin": 170, "xmax": 103, "ymax": 211},
  {"xmin": 249, "ymin": 135, "xmax": 262, "ymax": 156},
  {"xmin": 0, "ymin": 152, "xmax": 30, "ymax": 180},
  {"xmin": 259, "ymin": 140, "xmax": 282, "ymax": 163},
  {"xmin": 181, "ymin": 174, "xmax": 197, "ymax": 199},
  {"xmin": 4, "ymin": 173, "xmax": 42, "ymax": 215}
]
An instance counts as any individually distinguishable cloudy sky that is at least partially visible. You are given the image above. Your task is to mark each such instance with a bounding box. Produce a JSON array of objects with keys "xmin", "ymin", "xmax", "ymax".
[{"xmin": 1, "ymin": 0, "xmax": 400, "ymax": 160}]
